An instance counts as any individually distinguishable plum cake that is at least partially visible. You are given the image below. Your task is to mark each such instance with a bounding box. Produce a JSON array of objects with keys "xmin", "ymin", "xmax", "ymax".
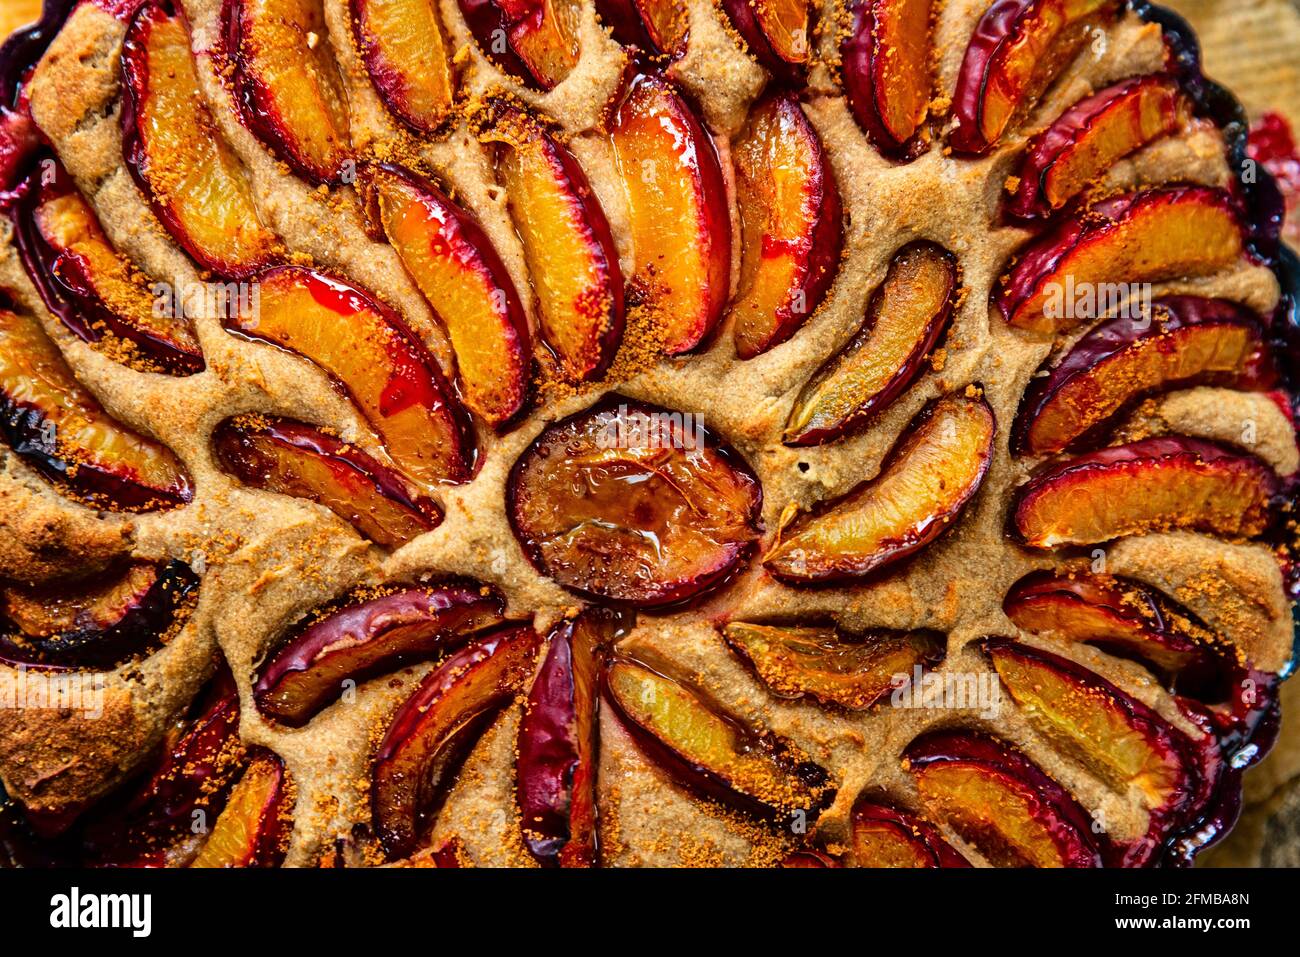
[{"xmin": 0, "ymin": 0, "xmax": 1296, "ymax": 868}]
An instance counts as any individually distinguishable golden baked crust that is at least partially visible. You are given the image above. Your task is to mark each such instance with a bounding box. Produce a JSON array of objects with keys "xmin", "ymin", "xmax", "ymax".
[
  {"xmin": 0, "ymin": 475, "xmax": 131, "ymax": 585},
  {"xmin": 0, "ymin": 0, "xmax": 1295, "ymax": 866}
]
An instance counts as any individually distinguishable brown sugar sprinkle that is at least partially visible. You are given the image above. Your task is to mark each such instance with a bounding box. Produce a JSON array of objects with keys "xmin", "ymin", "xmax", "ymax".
[
  {"xmin": 180, "ymin": 527, "xmax": 245, "ymax": 578},
  {"xmin": 668, "ymin": 833, "xmax": 726, "ymax": 867},
  {"xmin": 534, "ymin": 295, "xmax": 671, "ymax": 404},
  {"xmin": 596, "ymin": 784, "xmax": 626, "ymax": 860},
  {"xmin": 677, "ymin": 797, "xmax": 800, "ymax": 867},
  {"xmin": 89, "ymin": 332, "xmax": 164, "ymax": 374},
  {"xmin": 228, "ymin": 411, "xmax": 273, "ymax": 433},
  {"xmin": 360, "ymin": 840, "xmax": 388, "ymax": 868},
  {"xmin": 465, "ymin": 92, "xmax": 554, "ymax": 144}
]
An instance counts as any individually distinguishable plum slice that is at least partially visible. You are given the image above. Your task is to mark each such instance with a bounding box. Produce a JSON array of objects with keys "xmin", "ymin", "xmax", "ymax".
[
  {"xmin": 253, "ymin": 583, "xmax": 511, "ymax": 726},
  {"xmin": 79, "ymin": 665, "xmax": 247, "ymax": 865},
  {"xmin": 457, "ymin": 0, "xmax": 579, "ymax": 90},
  {"xmin": 1010, "ymin": 436, "xmax": 1277, "ymax": 548},
  {"xmin": 361, "ymin": 163, "xmax": 531, "ymax": 428},
  {"xmin": 189, "ymin": 749, "xmax": 293, "ymax": 868},
  {"xmin": 604, "ymin": 655, "xmax": 834, "ymax": 819},
  {"xmin": 517, "ymin": 608, "xmax": 627, "ymax": 867},
  {"xmin": 14, "ymin": 160, "xmax": 203, "ymax": 375},
  {"xmin": 720, "ymin": 621, "xmax": 944, "ymax": 710},
  {"xmin": 0, "ymin": 559, "xmax": 199, "ymax": 670},
  {"xmin": 213, "ymin": 415, "xmax": 441, "ymax": 548},
  {"xmin": 839, "ymin": 0, "xmax": 935, "ymax": 156},
  {"xmin": 1013, "ymin": 297, "xmax": 1270, "ymax": 455},
  {"xmin": 996, "ymin": 187, "xmax": 1245, "ymax": 334},
  {"xmin": 983, "ymin": 638, "xmax": 1201, "ymax": 831},
  {"xmin": 371, "ymin": 625, "xmax": 542, "ymax": 857},
  {"xmin": 730, "ymin": 93, "xmax": 843, "ymax": 359},
  {"xmin": 226, "ymin": 265, "xmax": 473, "ymax": 487},
  {"xmin": 479, "ymin": 105, "xmax": 623, "ymax": 382},
  {"xmin": 765, "ymin": 393, "xmax": 994, "ymax": 584},
  {"xmin": 639, "ymin": 0, "xmax": 688, "ymax": 56},
  {"xmin": 0, "ymin": 72, "xmax": 39, "ymax": 199},
  {"xmin": 508, "ymin": 396, "xmax": 762, "ymax": 607},
  {"xmin": 784, "ymin": 242, "xmax": 957, "ymax": 446},
  {"xmin": 904, "ymin": 730, "xmax": 1103, "ymax": 867},
  {"xmin": 851, "ymin": 800, "xmax": 970, "ymax": 867},
  {"xmin": 499, "ymin": 0, "xmax": 580, "ymax": 89},
  {"xmin": 350, "ymin": 0, "xmax": 455, "ymax": 132},
  {"xmin": 225, "ymin": 0, "xmax": 353, "ymax": 184},
  {"xmin": 0, "ymin": 307, "xmax": 193, "ymax": 511},
  {"xmin": 596, "ymin": 0, "xmax": 688, "ymax": 58},
  {"xmin": 1008, "ymin": 75, "xmax": 1189, "ymax": 219},
  {"xmin": 949, "ymin": 0, "xmax": 1120, "ymax": 156},
  {"xmin": 719, "ymin": 0, "xmax": 811, "ymax": 80},
  {"xmin": 1003, "ymin": 571, "xmax": 1223, "ymax": 691},
  {"xmin": 122, "ymin": 1, "xmax": 279, "ymax": 278},
  {"xmin": 610, "ymin": 74, "xmax": 730, "ymax": 356},
  {"xmin": 455, "ymin": 0, "xmax": 535, "ymax": 82}
]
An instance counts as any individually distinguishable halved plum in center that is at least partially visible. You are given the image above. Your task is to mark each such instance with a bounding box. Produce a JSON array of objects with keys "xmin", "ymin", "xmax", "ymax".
[{"xmin": 507, "ymin": 396, "xmax": 762, "ymax": 607}]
